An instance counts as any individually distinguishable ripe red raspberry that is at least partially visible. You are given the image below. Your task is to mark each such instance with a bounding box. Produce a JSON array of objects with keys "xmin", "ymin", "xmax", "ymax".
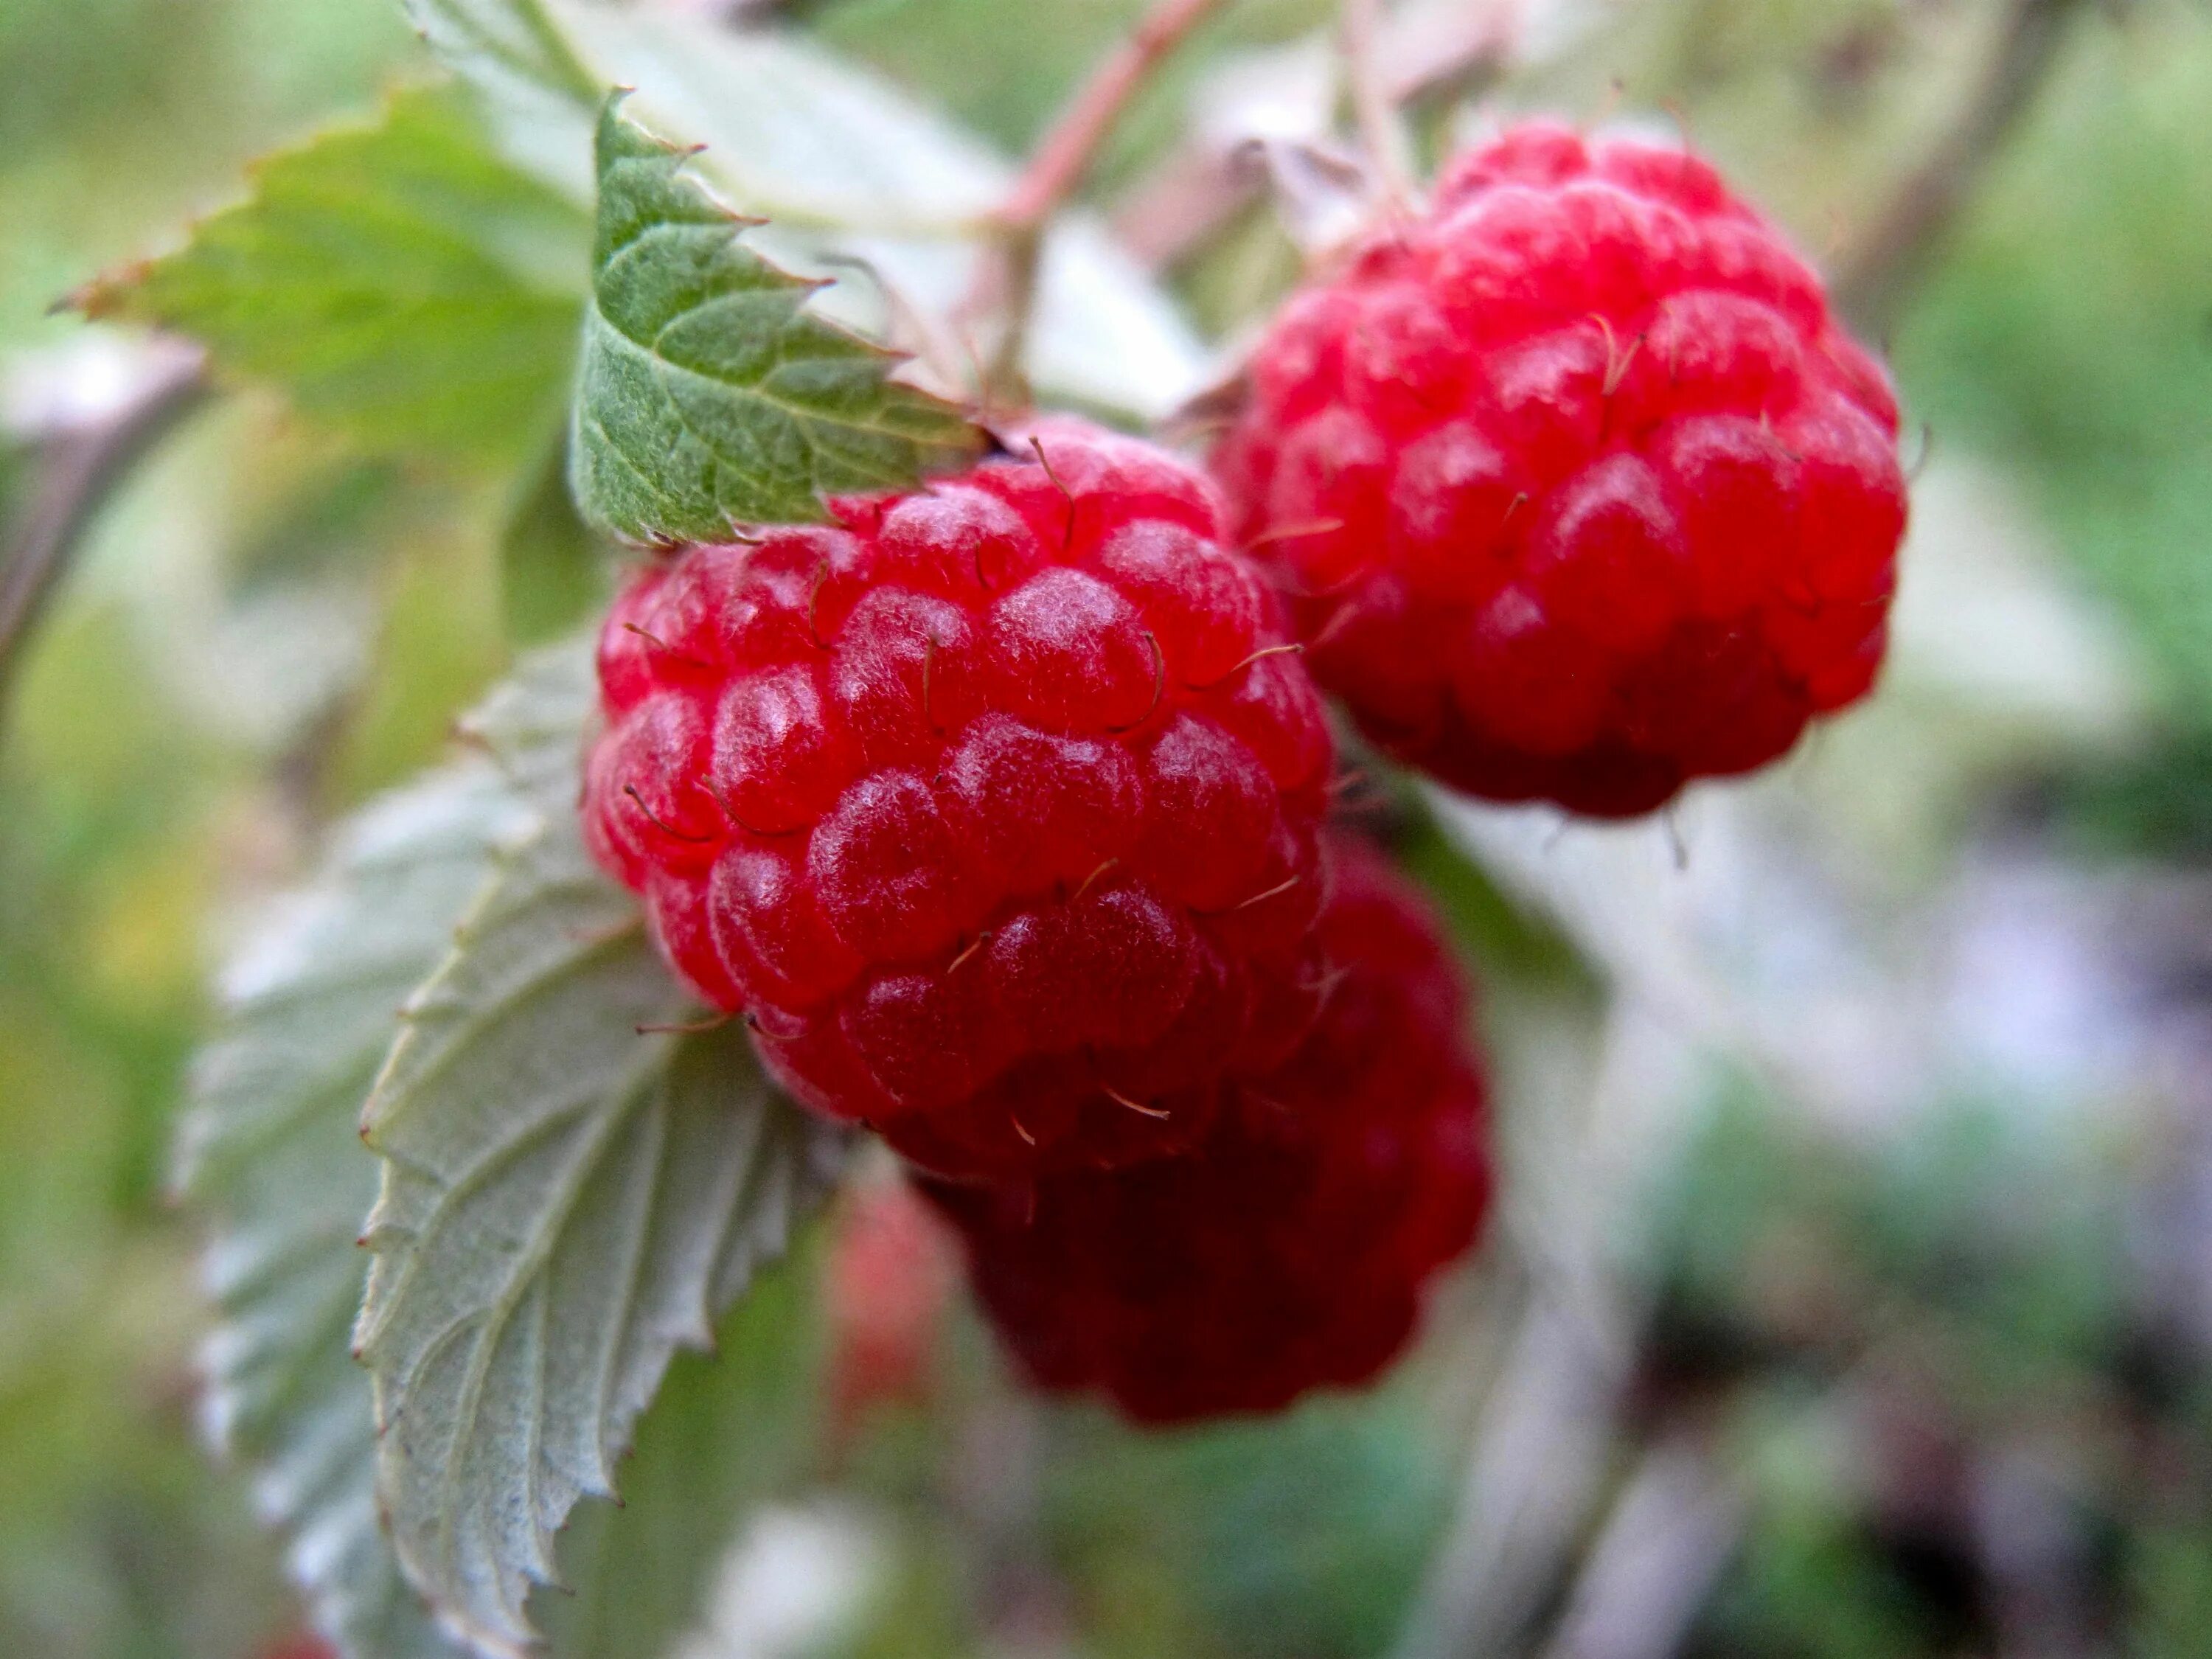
[
  {"xmin": 1211, "ymin": 122, "xmax": 1908, "ymax": 816},
  {"xmin": 580, "ymin": 420, "xmax": 1336, "ymax": 1182},
  {"xmin": 824, "ymin": 1177, "xmax": 959, "ymax": 1438},
  {"xmin": 921, "ymin": 837, "xmax": 1489, "ymax": 1423}
]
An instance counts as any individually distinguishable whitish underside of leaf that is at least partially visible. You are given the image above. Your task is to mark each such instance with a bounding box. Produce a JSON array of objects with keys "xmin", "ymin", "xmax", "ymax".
[
  {"xmin": 531, "ymin": 1241, "xmax": 827, "ymax": 1659},
  {"xmin": 181, "ymin": 764, "xmax": 526, "ymax": 1659},
  {"xmin": 182, "ymin": 639, "xmax": 845, "ymax": 1659},
  {"xmin": 456, "ymin": 630, "xmax": 602, "ymax": 804},
  {"xmin": 400, "ymin": 0, "xmax": 600, "ymax": 113},
  {"xmin": 570, "ymin": 97, "xmax": 978, "ymax": 542},
  {"xmin": 353, "ymin": 647, "xmax": 847, "ymax": 1654},
  {"xmin": 80, "ymin": 87, "xmax": 589, "ymax": 470}
]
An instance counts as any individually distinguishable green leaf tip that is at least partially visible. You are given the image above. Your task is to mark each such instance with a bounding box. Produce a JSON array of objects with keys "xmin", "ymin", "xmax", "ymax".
[
  {"xmin": 571, "ymin": 94, "xmax": 980, "ymax": 543},
  {"xmin": 77, "ymin": 86, "xmax": 590, "ymax": 470}
]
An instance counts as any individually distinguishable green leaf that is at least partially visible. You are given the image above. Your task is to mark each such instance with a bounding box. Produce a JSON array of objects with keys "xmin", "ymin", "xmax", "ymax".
[
  {"xmin": 354, "ymin": 639, "xmax": 848, "ymax": 1655},
  {"xmin": 181, "ymin": 641, "xmax": 840, "ymax": 1659},
  {"xmin": 571, "ymin": 97, "xmax": 978, "ymax": 540},
  {"xmin": 557, "ymin": 10, "xmax": 1002, "ymax": 231},
  {"xmin": 403, "ymin": 5, "xmax": 1208, "ymax": 420},
  {"xmin": 396, "ymin": 0, "xmax": 601, "ymax": 199},
  {"xmin": 559, "ymin": 13, "xmax": 1211, "ymax": 420},
  {"xmin": 534, "ymin": 1242, "xmax": 827, "ymax": 1659},
  {"xmin": 80, "ymin": 88, "xmax": 590, "ymax": 470},
  {"xmin": 456, "ymin": 629, "xmax": 602, "ymax": 807},
  {"xmin": 180, "ymin": 762, "xmax": 528, "ymax": 1659}
]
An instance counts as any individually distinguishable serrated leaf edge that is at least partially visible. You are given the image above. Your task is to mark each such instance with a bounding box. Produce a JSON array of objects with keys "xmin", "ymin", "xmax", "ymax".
[{"xmin": 572, "ymin": 93, "xmax": 978, "ymax": 541}]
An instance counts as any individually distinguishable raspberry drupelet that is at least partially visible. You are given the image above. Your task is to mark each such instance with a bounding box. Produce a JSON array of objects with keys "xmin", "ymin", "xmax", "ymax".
[
  {"xmin": 1211, "ymin": 122, "xmax": 1909, "ymax": 817},
  {"xmin": 581, "ymin": 420, "xmax": 1336, "ymax": 1183},
  {"xmin": 921, "ymin": 836, "xmax": 1490, "ymax": 1423}
]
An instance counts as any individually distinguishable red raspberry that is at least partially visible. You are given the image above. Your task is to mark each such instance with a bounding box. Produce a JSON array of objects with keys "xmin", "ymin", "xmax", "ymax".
[
  {"xmin": 921, "ymin": 837, "xmax": 1490, "ymax": 1423},
  {"xmin": 824, "ymin": 1177, "xmax": 959, "ymax": 1438},
  {"xmin": 581, "ymin": 420, "xmax": 1336, "ymax": 1182},
  {"xmin": 1211, "ymin": 122, "xmax": 1907, "ymax": 816}
]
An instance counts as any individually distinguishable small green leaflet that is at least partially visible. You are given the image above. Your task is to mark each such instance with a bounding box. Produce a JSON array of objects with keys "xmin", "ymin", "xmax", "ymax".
[
  {"xmin": 396, "ymin": 2, "xmax": 1208, "ymax": 420},
  {"xmin": 569, "ymin": 97, "xmax": 979, "ymax": 541},
  {"xmin": 353, "ymin": 641, "xmax": 849, "ymax": 1657},
  {"xmin": 558, "ymin": 14, "xmax": 1211, "ymax": 419},
  {"xmin": 79, "ymin": 88, "xmax": 588, "ymax": 471}
]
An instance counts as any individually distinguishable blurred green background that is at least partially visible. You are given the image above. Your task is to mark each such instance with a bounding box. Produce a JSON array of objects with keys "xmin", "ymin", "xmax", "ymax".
[{"xmin": 3, "ymin": 1, "xmax": 2211, "ymax": 1656}]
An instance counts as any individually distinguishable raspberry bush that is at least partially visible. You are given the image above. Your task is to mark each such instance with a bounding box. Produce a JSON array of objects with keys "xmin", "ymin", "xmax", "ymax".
[
  {"xmin": 922, "ymin": 837, "xmax": 1491, "ymax": 1422},
  {"xmin": 582, "ymin": 419, "xmax": 1337, "ymax": 1182},
  {"xmin": 1212, "ymin": 122, "xmax": 1909, "ymax": 815},
  {"xmin": 91, "ymin": 0, "xmax": 1978, "ymax": 1646}
]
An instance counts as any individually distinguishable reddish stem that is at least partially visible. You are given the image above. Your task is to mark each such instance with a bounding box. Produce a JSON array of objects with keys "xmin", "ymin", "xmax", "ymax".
[
  {"xmin": 978, "ymin": 0, "xmax": 1237, "ymax": 402},
  {"xmin": 998, "ymin": 0, "xmax": 1237, "ymax": 231},
  {"xmin": 1341, "ymin": 0, "xmax": 1414, "ymax": 205}
]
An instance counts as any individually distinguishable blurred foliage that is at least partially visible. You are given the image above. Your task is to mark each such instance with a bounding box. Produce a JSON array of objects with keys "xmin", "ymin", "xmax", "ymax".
[
  {"xmin": 1896, "ymin": 18, "xmax": 2212, "ymax": 724},
  {"xmin": 5, "ymin": 0, "xmax": 2212, "ymax": 1655},
  {"xmin": 0, "ymin": 0, "xmax": 414, "ymax": 348},
  {"xmin": 1646, "ymin": 1091, "xmax": 2212, "ymax": 1659},
  {"xmin": 2039, "ymin": 729, "xmax": 2212, "ymax": 864},
  {"xmin": 1039, "ymin": 1399, "xmax": 1453, "ymax": 1659}
]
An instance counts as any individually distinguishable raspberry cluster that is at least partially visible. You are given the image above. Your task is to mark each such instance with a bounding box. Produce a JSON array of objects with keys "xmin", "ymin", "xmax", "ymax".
[
  {"xmin": 581, "ymin": 421, "xmax": 1335, "ymax": 1183},
  {"xmin": 920, "ymin": 839, "xmax": 1489, "ymax": 1422},
  {"xmin": 1211, "ymin": 122, "xmax": 1908, "ymax": 815},
  {"xmin": 582, "ymin": 126, "xmax": 1908, "ymax": 1424}
]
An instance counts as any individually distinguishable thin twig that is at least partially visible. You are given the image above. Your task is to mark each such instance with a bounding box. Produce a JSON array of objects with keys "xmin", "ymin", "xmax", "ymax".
[
  {"xmin": 0, "ymin": 341, "xmax": 207, "ymax": 736},
  {"xmin": 1342, "ymin": 0, "xmax": 1416, "ymax": 206},
  {"xmin": 1000, "ymin": 0, "xmax": 1240, "ymax": 233},
  {"xmin": 1537, "ymin": 1432, "xmax": 1743, "ymax": 1659},
  {"xmin": 978, "ymin": 0, "xmax": 1238, "ymax": 397},
  {"xmin": 1833, "ymin": 0, "xmax": 2087, "ymax": 338},
  {"xmin": 1114, "ymin": 0, "xmax": 1520, "ymax": 271}
]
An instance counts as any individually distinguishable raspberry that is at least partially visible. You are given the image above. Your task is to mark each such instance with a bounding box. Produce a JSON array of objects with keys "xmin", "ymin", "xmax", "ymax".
[
  {"xmin": 581, "ymin": 420, "xmax": 1336, "ymax": 1182},
  {"xmin": 1211, "ymin": 122, "xmax": 1907, "ymax": 816},
  {"xmin": 825, "ymin": 1178, "xmax": 959, "ymax": 1437},
  {"xmin": 922, "ymin": 837, "xmax": 1490, "ymax": 1423}
]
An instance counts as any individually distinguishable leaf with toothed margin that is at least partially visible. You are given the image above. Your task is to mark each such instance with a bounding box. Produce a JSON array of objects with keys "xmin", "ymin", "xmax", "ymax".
[
  {"xmin": 570, "ymin": 95, "xmax": 979, "ymax": 543},
  {"xmin": 404, "ymin": 2, "xmax": 1207, "ymax": 420},
  {"xmin": 352, "ymin": 679, "xmax": 849, "ymax": 1655},
  {"xmin": 174, "ymin": 640, "xmax": 597, "ymax": 1659},
  {"xmin": 181, "ymin": 637, "xmax": 847, "ymax": 1659},
  {"xmin": 77, "ymin": 87, "xmax": 589, "ymax": 472},
  {"xmin": 179, "ymin": 762, "xmax": 524, "ymax": 1659}
]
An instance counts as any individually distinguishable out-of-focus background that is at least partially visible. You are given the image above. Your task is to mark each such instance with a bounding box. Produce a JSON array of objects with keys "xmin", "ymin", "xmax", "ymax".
[{"xmin": 4, "ymin": 1, "xmax": 2211, "ymax": 1656}]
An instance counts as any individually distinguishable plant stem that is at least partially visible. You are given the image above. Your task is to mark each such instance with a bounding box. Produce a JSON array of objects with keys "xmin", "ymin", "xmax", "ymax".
[
  {"xmin": 1342, "ymin": 0, "xmax": 1416, "ymax": 205},
  {"xmin": 1834, "ymin": 0, "xmax": 2087, "ymax": 340},
  {"xmin": 981, "ymin": 0, "xmax": 1237, "ymax": 400},
  {"xmin": 0, "ymin": 343, "xmax": 207, "ymax": 738},
  {"xmin": 1000, "ymin": 0, "xmax": 1239, "ymax": 233}
]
